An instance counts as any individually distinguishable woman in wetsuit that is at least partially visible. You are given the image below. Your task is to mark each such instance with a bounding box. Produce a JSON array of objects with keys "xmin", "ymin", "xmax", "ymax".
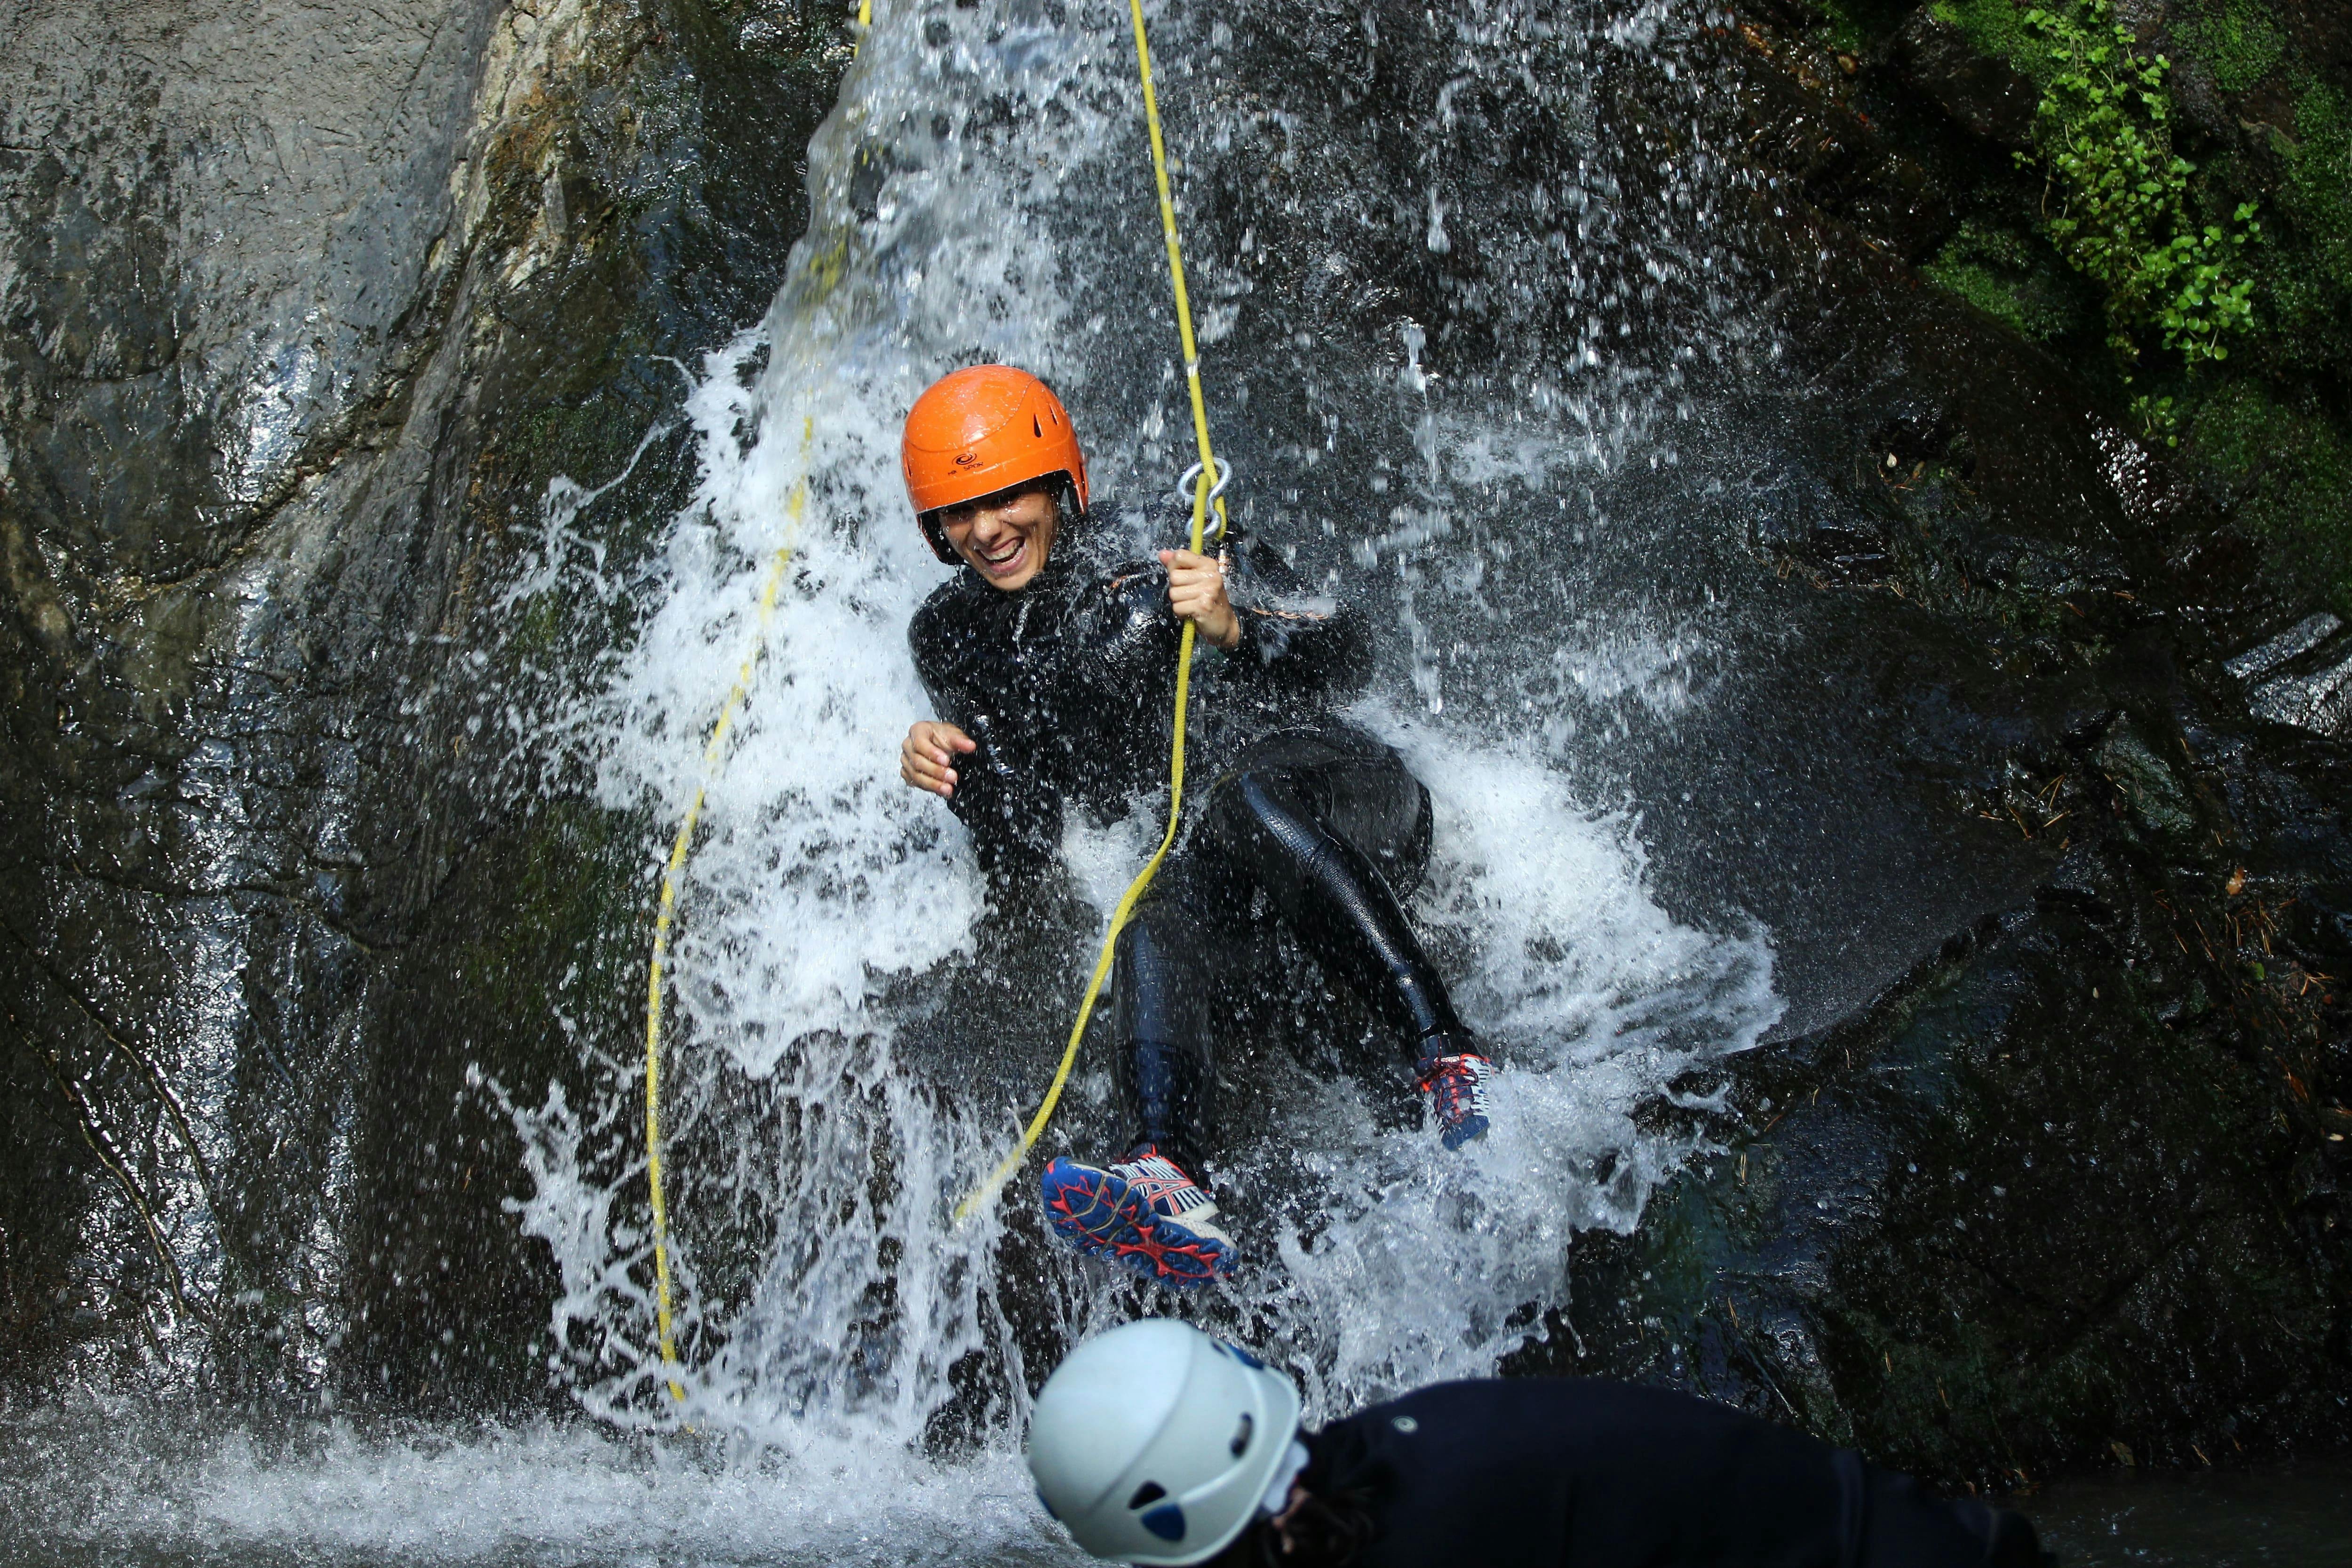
[
  {"xmin": 893, "ymin": 365, "xmax": 1491, "ymax": 1288},
  {"xmin": 1025, "ymin": 1320, "xmax": 2050, "ymax": 1568}
]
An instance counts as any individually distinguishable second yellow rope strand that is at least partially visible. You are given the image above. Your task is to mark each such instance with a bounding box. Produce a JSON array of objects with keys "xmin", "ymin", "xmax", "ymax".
[{"xmin": 645, "ymin": 419, "xmax": 814, "ymax": 1400}]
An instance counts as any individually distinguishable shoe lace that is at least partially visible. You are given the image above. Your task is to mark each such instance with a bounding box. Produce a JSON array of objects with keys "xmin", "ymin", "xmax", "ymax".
[
  {"xmin": 1114, "ymin": 1146, "xmax": 1211, "ymax": 1217},
  {"xmin": 1415, "ymin": 1052, "xmax": 1492, "ymax": 1123}
]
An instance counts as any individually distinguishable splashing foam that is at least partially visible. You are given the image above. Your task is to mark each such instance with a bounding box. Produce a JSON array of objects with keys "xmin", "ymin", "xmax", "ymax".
[
  {"xmin": 17, "ymin": 0, "xmax": 1782, "ymax": 1560},
  {"xmin": 1205, "ymin": 716, "xmax": 1777, "ymax": 1411},
  {"xmin": 0, "ymin": 1394, "xmax": 1076, "ymax": 1568},
  {"xmin": 516, "ymin": 0, "xmax": 1777, "ymax": 1478}
]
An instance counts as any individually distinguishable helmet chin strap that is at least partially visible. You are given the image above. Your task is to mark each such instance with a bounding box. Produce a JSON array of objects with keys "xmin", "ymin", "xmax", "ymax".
[
  {"xmin": 918, "ymin": 509, "xmax": 958, "ymax": 565},
  {"xmin": 1258, "ymin": 1440, "xmax": 1312, "ymax": 1519}
]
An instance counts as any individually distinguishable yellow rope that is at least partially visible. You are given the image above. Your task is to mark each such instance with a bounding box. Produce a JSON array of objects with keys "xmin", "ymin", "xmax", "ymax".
[
  {"xmin": 951, "ymin": 0, "xmax": 1229, "ymax": 1223},
  {"xmin": 645, "ymin": 418, "xmax": 814, "ymax": 1401}
]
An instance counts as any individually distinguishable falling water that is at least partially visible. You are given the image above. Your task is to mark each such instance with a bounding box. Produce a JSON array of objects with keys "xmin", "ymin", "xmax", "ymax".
[
  {"xmin": 514, "ymin": 0, "xmax": 1777, "ymax": 1484},
  {"xmin": 16, "ymin": 0, "xmax": 1795, "ymax": 1560}
]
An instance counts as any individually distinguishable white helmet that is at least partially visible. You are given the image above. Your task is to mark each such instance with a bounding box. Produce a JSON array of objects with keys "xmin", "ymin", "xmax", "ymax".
[{"xmin": 1027, "ymin": 1320, "xmax": 1303, "ymax": 1565}]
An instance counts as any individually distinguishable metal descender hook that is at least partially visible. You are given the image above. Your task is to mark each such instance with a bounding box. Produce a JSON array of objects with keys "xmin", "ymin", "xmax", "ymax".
[{"xmin": 1172, "ymin": 455, "xmax": 1235, "ymax": 510}]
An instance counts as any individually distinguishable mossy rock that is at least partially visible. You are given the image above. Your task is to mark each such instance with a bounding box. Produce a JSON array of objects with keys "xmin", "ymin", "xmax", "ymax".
[{"xmin": 2181, "ymin": 379, "xmax": 2352, "ymax": 616}]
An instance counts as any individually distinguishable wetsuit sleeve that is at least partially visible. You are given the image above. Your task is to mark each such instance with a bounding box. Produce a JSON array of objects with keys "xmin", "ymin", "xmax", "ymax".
[
  {"xmin": 1222, "ymin": 535, "xmax": 1372, "ymax": 702},
  {"xmin": 1084, "ymin": 562, "xmax": 1188, "ymax": 700},
  {"xmin": 908, "ymin": 600, "xmax": 1063, "ymax": 876}
]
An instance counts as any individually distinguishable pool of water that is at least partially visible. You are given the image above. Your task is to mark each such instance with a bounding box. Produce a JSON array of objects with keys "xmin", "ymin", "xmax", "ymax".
[
  {"xmin": 5, "ymin": 1396, "xmax": 2344, "ymax": 1568},
  {"xmin": 2030, "ymin": 1457, "xmax": 2352, "ymax": 1567}
]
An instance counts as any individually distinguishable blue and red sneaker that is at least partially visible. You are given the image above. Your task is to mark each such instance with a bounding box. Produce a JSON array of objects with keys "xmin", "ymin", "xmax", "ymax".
[
  {"xmin": 1415, "ymin": 1043, "xmax": 1494, "ymax": 1149},
  {"xmin": 1040, "ymin": 1146, "xmax": 1237, "ymax": 1288}
]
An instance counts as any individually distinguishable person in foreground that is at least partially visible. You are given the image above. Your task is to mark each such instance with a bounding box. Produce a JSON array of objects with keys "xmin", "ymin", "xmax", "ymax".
[
  {"xmin": 1026, "ymin": 1320, "xmax": 2053, "ymax": 1568},
  {"xmin": 895, "ymin": 364, "xmax": 1493, "ymax": 1289}
]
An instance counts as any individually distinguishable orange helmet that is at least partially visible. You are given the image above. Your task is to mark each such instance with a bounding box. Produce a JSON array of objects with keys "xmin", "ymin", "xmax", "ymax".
[{"xmin": 902, "ymin": 365, "xmax": 1089, "ymax": 563}]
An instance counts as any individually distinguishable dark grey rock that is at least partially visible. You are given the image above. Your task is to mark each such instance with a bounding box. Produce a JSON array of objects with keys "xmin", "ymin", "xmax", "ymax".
[
  {"xmin": 0, "ymin": 0, "xmax": 851, "ymax": 1402},
  {"xmin": 2249, "ymin": 651, "xmax": 2352, "ymax": 739},
  {"xmin": 1890, "ymin": 7, "xmax": 2038, "ymax": 148},
  {"xmin": 2222, "ymin": 615, "xmax": 2352, "ymax": 740},
  {"xmin": 2226, "ymin": 613, "xmax": 2342, "ymax": 682},
  {"xmin": 1535, "ymin": 8, "xmax": 2352, "ymax": 1483},
  {"xmin": 0, "ymin": 0, "xmax": 504, "ymax": 575}
]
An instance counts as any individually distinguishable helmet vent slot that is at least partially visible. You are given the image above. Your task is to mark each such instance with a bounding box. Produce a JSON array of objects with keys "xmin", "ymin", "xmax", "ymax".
[
  {"xmin": 1140, "ymin": 1504, "xmax": 1187, "ymax": 1543},
  {"xmin": 1128, "ymin": 1482, "xmax": 1168, "ymax": 1510},
  {"xmin": 1033, "ymin": 414, "xmax": 1044, "ymax": 438},
  {"xmin": 1229, "ymin": 1412, "xmax": 1254, "ymax": 1457}
]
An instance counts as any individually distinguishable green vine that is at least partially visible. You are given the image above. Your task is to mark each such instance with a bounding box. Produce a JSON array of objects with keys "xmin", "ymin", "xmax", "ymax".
[{"xmin": 2018, "ymin": 0, "xmax": 2259, "ymax": 365}]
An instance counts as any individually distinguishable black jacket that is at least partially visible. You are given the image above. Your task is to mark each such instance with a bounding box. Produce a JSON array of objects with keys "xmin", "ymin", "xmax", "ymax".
[
  {"xmin": 907, "ymin": 514, "xmax": 1371, "ymax": 872},
  {"xmin": 1304, "ymin": 1380, "xmax": 2040, "ymax": 1568}
]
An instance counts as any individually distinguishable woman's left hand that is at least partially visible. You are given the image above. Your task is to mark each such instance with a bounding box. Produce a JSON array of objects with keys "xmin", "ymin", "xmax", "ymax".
[{"xmin": 1160, "ymin": 548, "xmax": 1242, "ymax": 649}]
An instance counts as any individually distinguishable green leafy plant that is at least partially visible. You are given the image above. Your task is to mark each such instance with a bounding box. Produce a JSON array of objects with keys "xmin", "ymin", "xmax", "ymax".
[
  {"xmin": 2018, "ymin": 0, "xmax": 2259, "ymax": 365},
  {"xmin": 2130, "ymin": 391, "xmax": 2179, "ymax": 447}
]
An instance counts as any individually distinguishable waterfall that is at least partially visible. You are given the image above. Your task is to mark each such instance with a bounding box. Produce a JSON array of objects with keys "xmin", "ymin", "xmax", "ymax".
[
  {"xmin": 519, "ymin": 0, "xmax": 1776, "ymax": 1482},
  {"xmin": 13, "ymin": 0, "xmax": 1786, "ymax": 1559}
]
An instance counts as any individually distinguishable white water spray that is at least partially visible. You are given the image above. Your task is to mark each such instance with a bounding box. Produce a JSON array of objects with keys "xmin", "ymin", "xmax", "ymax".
[
  {"xmin": 513, "ymin": 0, "xmax": 1776, "ymax": 1453},
  {"xmin": 19, "ymin": 0, "xmax": 1784, "ymax": 1560}
]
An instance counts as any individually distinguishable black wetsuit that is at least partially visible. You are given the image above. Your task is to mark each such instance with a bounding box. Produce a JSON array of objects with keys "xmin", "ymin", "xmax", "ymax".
[
  {"xmin": 907, "ymin": 512, "xmax": 1468, "ymax": 1172},
  {"xmin": 1293, "ymin": 1379, "xmax": 2046, "ymax": 1568}
]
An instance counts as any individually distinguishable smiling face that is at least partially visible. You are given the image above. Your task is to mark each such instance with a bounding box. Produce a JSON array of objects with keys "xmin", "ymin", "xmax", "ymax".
[{"xmin": 935, "ymin": 480, "xmax": 1059, "ymax": 591}]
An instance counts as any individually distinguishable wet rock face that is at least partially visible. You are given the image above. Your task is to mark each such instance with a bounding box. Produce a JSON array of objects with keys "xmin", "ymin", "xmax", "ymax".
[
  {"xmin": 2229, "ymin": 614, "xmax": 2352, "ymax": 739},
  {"xmin": 1890, "ymin": 9, "xmax": 2036, "ymax": 148},
  {"xmin": 0, "ymin": 0, "xmax": 504, "ymax": 577},
  {"xmin": 1, "ymin": 0, "xmax": 510, "ymax": 1385},
  {"xmin": 0, "ymin": 0, "xmax": 850, "ymax": 1400},
  {"xmin": 1521, "ymin": 5, "xmax": 2352, "ymax": 1485},
  {"xmin": 1550, "ymin": 710, "xmax": 2352, "ymax": 1483}
]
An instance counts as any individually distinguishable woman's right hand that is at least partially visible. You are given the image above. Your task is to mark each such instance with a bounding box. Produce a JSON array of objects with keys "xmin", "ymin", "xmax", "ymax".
[{"xmin": 900, "ymin": 719, "xmax": 977, "ymax": 798}]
